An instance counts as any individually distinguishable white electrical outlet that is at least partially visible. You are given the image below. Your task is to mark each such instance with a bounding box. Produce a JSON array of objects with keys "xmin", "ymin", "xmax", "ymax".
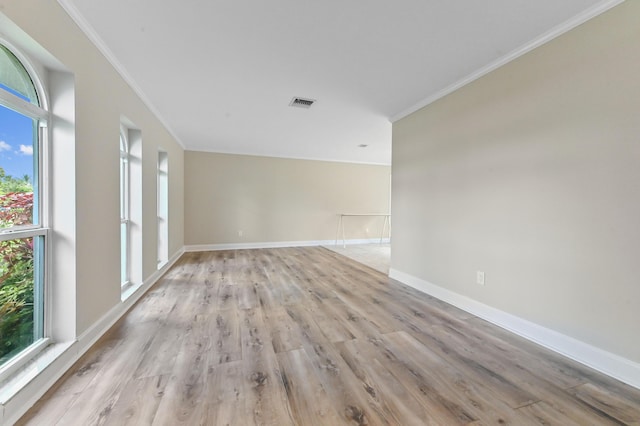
[
  {"xmin": 477, "ymin": 271, "xmax": 485, "ymax": 286},
  {"xmin": 238, "ymin": 230, "xmax": 243, "ymax": 237}
]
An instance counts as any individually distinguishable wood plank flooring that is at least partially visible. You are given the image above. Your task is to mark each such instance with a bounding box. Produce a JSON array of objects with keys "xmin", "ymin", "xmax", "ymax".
[{"xmin": 17, "ymin": 247, "xmax": 640, "ymax": 425}]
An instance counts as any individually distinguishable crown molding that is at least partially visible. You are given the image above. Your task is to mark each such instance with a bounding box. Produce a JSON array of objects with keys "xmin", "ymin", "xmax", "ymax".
[
  {"xmin": 56, "ymin": 0, "xmax": 186, "ymax": 149},
  {"xmin": 391, "ymin": 0, "xmax": 625, "ymax": 122}
]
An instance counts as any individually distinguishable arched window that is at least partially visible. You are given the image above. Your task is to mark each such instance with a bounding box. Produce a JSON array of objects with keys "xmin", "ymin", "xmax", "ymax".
[
  {"xmin": 0, "ymin": 45, "xmax": 39, "ymax": 105},
  {"xmin": 0, "ymin": 42, "xmax": 49, "ymax": 369},
  {"xmin": 120, "ymin": 130, "xmax": 129, "ymax": 286}
]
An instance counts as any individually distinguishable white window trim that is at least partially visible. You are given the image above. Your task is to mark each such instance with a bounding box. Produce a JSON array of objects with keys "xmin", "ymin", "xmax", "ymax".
[
  {"xmin": 121, "ymin": 122, "xmax": 142, "ymax": 300},
  {"xmin": 156, "ymin": 150, "xmax": 169, "ymax": 268},
  {"xmin": 0, "ymin": 89, "xmax": 47, "ymax": 123},
  {"xmin": 119, "ymin": 128, "xmax": 130, "ymax": 287},
  {"xmin": 0, "ymin": 40, "xmax": 51, "ymax": 385}
]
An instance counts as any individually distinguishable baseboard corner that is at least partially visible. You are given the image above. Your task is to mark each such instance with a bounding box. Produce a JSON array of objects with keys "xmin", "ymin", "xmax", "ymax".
[{"xmin": 388, "ymin": 268, "xmax": 640, "ymax": 390}]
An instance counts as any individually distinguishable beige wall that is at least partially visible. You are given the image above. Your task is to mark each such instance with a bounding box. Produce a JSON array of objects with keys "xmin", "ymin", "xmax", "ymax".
[
  {"xmin": 2, "ymin": 1, "xmax": 184, "ymax": 335},
  {"xmin": 392, "ymin": 1, "xmax": 640, "ymax": 362},
  {"xmin": 185, "ymin": 151, "xmax": 390, "ymax": 245}
]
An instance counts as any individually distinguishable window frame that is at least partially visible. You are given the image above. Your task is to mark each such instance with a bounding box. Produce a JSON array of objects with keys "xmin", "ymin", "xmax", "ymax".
[
  {"xmin": 156, "ymin": 150, "xmax": 168, "ymax": 268},
  {"xmin": 119, "ymin": 128, "xmax": 130, "ymax": 288},
  {"xmin": 0, "ymin": 40, "xmax": 51, "ymax": 382}
]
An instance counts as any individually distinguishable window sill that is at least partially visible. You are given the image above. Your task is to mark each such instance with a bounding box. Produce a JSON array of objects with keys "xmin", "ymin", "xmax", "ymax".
[
  {"xmin": 0, "ymin": 340, "xmax": 50, "ymax": 386},
  {"xmin": 121, "ymin": 280, "xmax": 142, "ymax": 301},
  {"xmin": 0, "ymin": 341, "xmax": 74, "ymax": 404}
]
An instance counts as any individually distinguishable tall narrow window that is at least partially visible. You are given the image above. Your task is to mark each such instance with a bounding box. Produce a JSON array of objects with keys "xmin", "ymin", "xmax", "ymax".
[
  {"xmin": 157, "ymin": 151, "xmax": 168, "ymax": 268},
  {"xmin": 0, "ymin": 43, "xmax": 48, "ymax": 371},
  {"xmin": 119, "ymin": 130, "xmax": 129, "ymax": 287}
]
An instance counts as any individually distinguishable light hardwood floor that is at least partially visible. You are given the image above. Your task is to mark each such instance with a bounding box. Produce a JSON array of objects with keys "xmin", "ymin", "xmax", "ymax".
[
  {"xmin": 323, "ymin": 244, "xmax": 390, "ymax": 275},
  {"xmin": 18, "ymin": 247, "xmax": 640, "ymax": 425}
]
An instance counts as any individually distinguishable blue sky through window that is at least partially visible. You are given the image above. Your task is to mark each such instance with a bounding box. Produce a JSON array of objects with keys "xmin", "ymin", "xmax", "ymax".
[{"xmin": 0, "ymin": 102, "xmax": 35, "ymax": 182}]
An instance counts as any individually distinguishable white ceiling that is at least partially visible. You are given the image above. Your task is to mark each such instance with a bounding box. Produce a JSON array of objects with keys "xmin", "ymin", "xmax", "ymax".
[{"xmin": 61, "ymin": 0, "xmax": 615, "ymax": 165}]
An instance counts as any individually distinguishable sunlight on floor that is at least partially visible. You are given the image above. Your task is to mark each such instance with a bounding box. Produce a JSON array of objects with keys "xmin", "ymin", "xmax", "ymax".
[{"xmin": 323, "ymin": 243, "xmax": 390, "ymax": 275}]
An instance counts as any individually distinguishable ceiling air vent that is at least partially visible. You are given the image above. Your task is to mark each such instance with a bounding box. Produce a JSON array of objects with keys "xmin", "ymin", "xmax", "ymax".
[{"xmin": 289, "ymin": 97, "xmax": 316, "ymax": 109}]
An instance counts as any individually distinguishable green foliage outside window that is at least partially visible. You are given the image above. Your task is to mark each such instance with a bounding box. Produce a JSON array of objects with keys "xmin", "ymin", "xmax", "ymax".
[{"xmin": 0, "ymin": 167, "xmax": 35, "ymax": 365}]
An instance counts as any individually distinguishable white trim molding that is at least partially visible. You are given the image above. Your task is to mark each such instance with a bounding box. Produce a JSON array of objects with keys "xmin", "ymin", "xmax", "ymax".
[
  {"xmin": 78, "ymin": 248, "xmax": 184, "ymax": 348},
  {"xmin": 184, "ymin": 147, "xmax": 391, "ymax": 167},
  {"xmin": 184, "ymin": 238, "xmax": 390, "ymax": 252},
  {"xmin": 55, "ymin": 0, "xmax": 186, "ymax": 149},
  {"xmin": 391, "ymin": 0, "xmax": 625, "ymax": 122},
  {"xmin": 389, "ymin": 268, "xmax": 640, "ymax": 391},
  {"xmin": 1, "ymin": 248, "xmax": 184, "ymax": 426}
]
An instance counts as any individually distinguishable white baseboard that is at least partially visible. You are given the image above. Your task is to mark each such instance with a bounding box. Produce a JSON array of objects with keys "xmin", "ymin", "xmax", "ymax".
[
  {"xmin": 1, "ymin": 248, "xmax": 185, "ymax": 426},
  {"xmin": 76, "ymin": 247, "xmax": 184, "ymax": 348},
  {"xmin": 184, "ymin": 238, "xmax": 390, "ymax": 252},
  {"xmin": 389, "ymin": 268, "xmax": 640, "ymax": 390}
]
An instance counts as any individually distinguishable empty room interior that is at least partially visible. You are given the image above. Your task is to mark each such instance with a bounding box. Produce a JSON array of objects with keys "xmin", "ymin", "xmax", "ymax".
[{"xmin": 1, "ymin": 0, "xmax": 640, "ymax": 425}]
